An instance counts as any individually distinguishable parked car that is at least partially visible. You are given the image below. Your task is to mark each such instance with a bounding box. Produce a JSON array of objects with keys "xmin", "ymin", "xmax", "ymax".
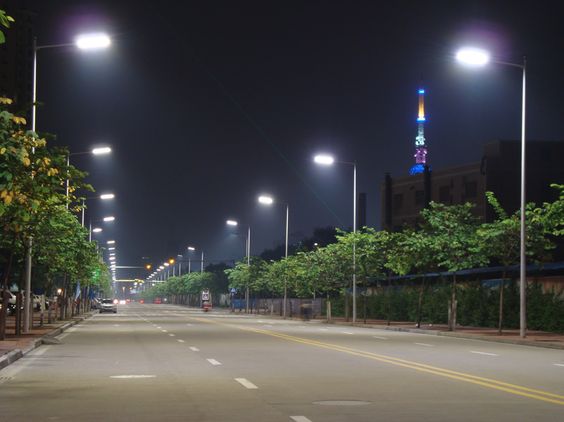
[{"xmin": 99, "ymin": 298, "xmax": 118, "ymax": 313}]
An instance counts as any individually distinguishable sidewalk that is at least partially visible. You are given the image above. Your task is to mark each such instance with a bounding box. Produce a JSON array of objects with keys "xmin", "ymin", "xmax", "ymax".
[{"xmin": 0, "ymin": 312, "xmax": 94, "ymax": 370}]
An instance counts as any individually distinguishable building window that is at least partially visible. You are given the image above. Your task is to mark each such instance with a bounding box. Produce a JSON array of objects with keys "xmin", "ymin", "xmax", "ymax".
[
  {"xmin": 465, "ymin": 181, "xmax": 478, "ymax": 199},
  {"xmin": 415, "ymin": 190, "xmax": 425, "ymax": 206},
  {"xmin": 393, "ymin": 193, "xmax": 403, "ymax": 212},
  {"xmin": 439, "ymin": 186, "xmax": 451, "ymax": 204}
]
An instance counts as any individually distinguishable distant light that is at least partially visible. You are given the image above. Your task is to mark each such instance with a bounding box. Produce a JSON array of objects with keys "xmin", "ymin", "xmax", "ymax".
[
  {"xmin": 92, "ymin": 146, "xmax": 112, "ymax": 155},
  {"xmin": 108, "ymin": 247, "xmax": 115, "ymax": 250},
  {"xmin": 417, "ymin": 117, "xmax": 426, "ymax": 122},
  {"xmin": 107, "ymin": 240, "xmax": 115, "ymax": 244},
  {"xmin": 187, "ymin": 246, "xmax": 196, "ymax": 251},
  {"xmin": 169, "ymin": 258, "xmax": 175, "ymax": 264},
  {"xmin": 92, "ymin": 227, "xmax": 102, "ymax": 233},
  {"xmin": 109, "ymin": 257, "xmax": 115, "ymax": 261},
  {"xmin": 418, "ymin": 89, "xmax": 425, "ymax": 94},
  {"xmin": 100, "ymin": 193, "xmax": 115, "ymax": 200},
  {"xmin": 314, "ymin": 154, "xmax": 335, "ymax": 166},
  {"xmin": 103, "ymin": 216, "xmax": 115, "ymax": 222},
  {"xmin": 164, "ymin": 262, "xmax": 170, "ymax": 267},
  {"xmin": 226, "ymin": 220, "xmax": 238, "ymax": 227},
  {"xmin": 456, "ymin": 47, "xmax": 490, "ymax": 66},
  {"xmin": 75, "ymin": 33, "xmax": 111, "ymax": 50},
  {"xmin": 258, "ymin": 195, "xmax": 274, "ymax": 205}
]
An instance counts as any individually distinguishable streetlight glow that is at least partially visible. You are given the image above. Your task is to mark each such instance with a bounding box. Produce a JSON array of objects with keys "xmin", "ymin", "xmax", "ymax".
[
  {"xmin": 164, "ymin": 262, "xmax": 170, "ymax": 267},
  {"xmin": 107, "ymin": 240, "xmax": 115, "ymax": 244},
  {"xmin": 258, "ymin": 195, "xmax": 274, "ymax": 205},
  {"xmin": 226, "ymin": 220, "xmax": 238, "ymax": 226},
  {"xmin": 75, "ymin": 33, "xmax": 111, "ymax": 50},
  {"xmin": 92, "ymin": 146, "xmax": 112, "ymax": 155},
  {"xmin": 103, "ymin": 216, "xmax": 115, "ymax": 222},
  {"xmin": 92, "ymin": 227, "xmax": 102, "ymax": 233},
  {"xmin": 456, "ymin": 47, "xmax": 490, "ymax": 66},
  {"xmin": 108, "ymin": 247, "xmax": 115, "ymax": 250},
  {"xmin": 314, "ymin": 154, "xmax": 335, "ymax": 166},
  {"xmin": 187, "ymin": 246, "xmax": 196, "ymax": 251},
  {"xmin": 100, "ymin": 193, "xmax": 115, "ymax": 200}
]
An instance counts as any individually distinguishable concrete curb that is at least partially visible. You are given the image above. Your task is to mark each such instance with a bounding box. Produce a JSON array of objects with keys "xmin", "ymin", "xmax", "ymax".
[
  {"xmin": 343, "ymin": 322, "xmax": 564, "ymax": 350},
  {"xmin": 0, "ymin": 312, "xmax": 94, "ymax": 371}
]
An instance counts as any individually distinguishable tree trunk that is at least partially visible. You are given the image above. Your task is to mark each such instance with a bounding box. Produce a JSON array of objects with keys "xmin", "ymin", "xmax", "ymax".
[
  {"xmin": 449, "ymin": 274, "xmax": 457, "ymax": 331},
  {"xmin": 498, "ymin": 269, "xmax": 507, "ymax": 335},
  {"xmin": 416, "ymin": 276, "xmax": 426, "ymax": 328},
  {"xmin": 0, "ymin": 249, "xmax": 14, "ymax": 340}
]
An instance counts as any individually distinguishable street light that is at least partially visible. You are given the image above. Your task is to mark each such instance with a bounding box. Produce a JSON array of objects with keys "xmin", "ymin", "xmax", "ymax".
[
  {"xmin": 456, "ymin": 46, "xmax": 527, "ymax": 338},
  {"xmin": 107, "ymin": 240, "xmax": 116, "ymax": 245},
  {"xmin": 100, "ymin": 193, "xmax": 115, "ymax": 200},
  {"xmin": 23, "ymin": 32, "xmax": 111, "ymax": 333},
  {"xmin": 81, "ymin": 192, "xmax": 115, "ymax": 226},
  {"xmin": 103, "ymin": 216, "xmax": 115, "ymax": 222},
  {"xmin": 67, "ymin": 147, "xmax": 112, "ymax": 209},
  {"xmin": 314, "ymin": 153, "xmax": 358, "ymax": 324},
  {"xmin": 226, "ymin": 219, "xmax": 251, "ymax": 313},
  {"xmin": 75, "ymin": 33, "xmax": 111, "ymax": 50},
  {"xmin": 257, "ymin": 194, "xmax": 290, "ymax": 318},
  {"xmin": 92, "ymin": 227, "xmax": 102, "ymax": 233}
]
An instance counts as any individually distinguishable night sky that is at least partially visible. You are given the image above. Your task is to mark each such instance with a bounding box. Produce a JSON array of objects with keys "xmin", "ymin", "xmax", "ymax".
[{"xmin": 21, "ymin": 0, "xmax": 564, "ymax": 279}]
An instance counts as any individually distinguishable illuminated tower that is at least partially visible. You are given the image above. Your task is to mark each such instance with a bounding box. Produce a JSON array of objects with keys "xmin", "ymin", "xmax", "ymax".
[{"xmin": 409, "ymin": 88, "xmax": 428, "ymax": 175}]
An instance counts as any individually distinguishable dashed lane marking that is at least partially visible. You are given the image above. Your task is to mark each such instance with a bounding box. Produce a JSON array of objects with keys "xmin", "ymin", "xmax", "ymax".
[
  {"xmin": 207, "ymin": 359, "xmax": 222, "ymax": 366},
  {"xmin": 110, "ymin": 375, "xmax": 156, "ymax": 379},
  {"xmin": 235, "ymin": 378, "xmax": 258, "ymax": 389},
  {"xmin": 470, "ymin": 351, "xmax": 499, "ymax": 357},
  {"xmin": 177, "ymin": 339, "xmax": 185, "ymax": 343},
  {"xmin": 290, "ymin": 417, "xmax": 312, "ymax": 422},
  {"xmin": 415, "ymin": 343, "xmax": 434, "ymax": 347},
  {"xmin": 169, "ymin": 333, "xmax": 175, "ymax": 337},
  {"xmin": 373, "ymin": 336, "xmax": 387, "ymax": 340},
  {"xmin": 189, "ymin": 347, "xmax": 199, "ymax": 352}
]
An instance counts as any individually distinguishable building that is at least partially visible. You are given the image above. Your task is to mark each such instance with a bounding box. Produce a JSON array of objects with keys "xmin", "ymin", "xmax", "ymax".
[{"xmin": 382, "ymin": 140, "xmax": 564, "ymax": 231}]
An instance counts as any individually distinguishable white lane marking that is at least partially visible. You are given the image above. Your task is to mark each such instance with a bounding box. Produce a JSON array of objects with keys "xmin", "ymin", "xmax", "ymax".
[
  {"xmin": 168, "ymin": 333, "xmax": 175, "ymax": 337},
  {"xmin": 207, "ymin": 359, "xmax": 222, "ymax": 366},
  {"xmin": 373, "ymin": 336, "xmax": 387, "ymax": 340},
  {"xmin": 189, "ymin": 347, "xmax": 200, "ymax": 352},
  {"xmin": 319, "ymin": 328, "xmax": 329, "ymax": 332},
  {"xmin": 415, "ymin": 342, "xmax": 434, "ymax": 347},
  {"xmin": 258, "ymin": 320, "xmax": 265, "ymax": 323},
  {"xmin": 263, "ymin": 324, "xmax": 273, "ymax": 328},
  {"xmin": 177, "ymin": 339, "xmax": 185, "ymax": 343},
  {"xmin": 161, "ymin": 329, "xmax": 168, "ymax": 333},
  {"xmin": 113, "ymin": 324, "xmax": 120, "ymax": 327},
  {"xmin": 342, "ymin": 331, "xmax": 354, "ymax": 335},
  {"xmin": 553, "ymin": 363, "xmax": 564, "ymax": 367},
  {"xmin": 235, "ymin": 378, "xmax": 258, "ymax": 389},
  {"xmin": 290, "ymin": 417, "xmax": 312, "ymax": 422},
  {"xmin": 66, "ymin": 327, "xmax": 77, "ymax": 332},
  {"xmin": 470, "ymin": 351, "xmax": 499, "ymax": 357},
  {"xmin": 157, "ymin": 326, "xmax": 162, "ymax": 329},
  {"xmin": 186, "ymin": 323, "xmax": 193, "ymax": 326},
  {"xmin": 110, "ymin": 375, "xmax": 156, "ymax": 379}
]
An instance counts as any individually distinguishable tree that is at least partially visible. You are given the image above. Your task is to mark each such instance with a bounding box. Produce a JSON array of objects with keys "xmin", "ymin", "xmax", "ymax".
[
  {"xmin": 420, "ymin": 202, "xmax": 487, "ymax": 331},
  {"xmin": 0, "ymin": 9, "xmax": 14, "ymax": 44}
]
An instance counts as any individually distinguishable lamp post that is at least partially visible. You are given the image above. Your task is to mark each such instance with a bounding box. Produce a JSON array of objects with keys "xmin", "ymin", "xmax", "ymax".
[
  {"xmin": 23, "ymin": 32, "xmax": 111, "ymax": 333},
  {"xmin": 89, "ymin": 216, "xmax": 115, "ymax": 242},
  {"xmin": 81, "ymin": 192, "xmax": 114, "ymax": 227},
  {"xmin": 455, "ymin": 47, "xmax": 527, "ymax": 338},
  {"xmin": 187, "ymin": 246, "xmax": 196, "ymax": 273},
  {"xmin": 314, "ymin": 154, "xmax": 357, "ymax": 324},
  {"xmin": 226, "ymin": 219, "xmax": 251, "ymax": 313},
  {"xmin": 257, "ymin": 195, "xmax": 290, "ymax": 318},
  {"xmin": 67, "ymin": 147, "xmax": 112, "ymax": 209}
]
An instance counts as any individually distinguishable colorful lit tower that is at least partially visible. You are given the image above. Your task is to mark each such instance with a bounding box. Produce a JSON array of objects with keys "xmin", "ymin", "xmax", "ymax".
[{"xmin": 409, "ymin": 88, "xmax": 428, "ymax": 175}]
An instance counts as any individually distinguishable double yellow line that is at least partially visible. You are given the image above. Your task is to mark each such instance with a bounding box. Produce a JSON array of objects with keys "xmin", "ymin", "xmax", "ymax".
[{"xmin": 192, "ymin": 317, "xmax": 564, "ymax": 406}]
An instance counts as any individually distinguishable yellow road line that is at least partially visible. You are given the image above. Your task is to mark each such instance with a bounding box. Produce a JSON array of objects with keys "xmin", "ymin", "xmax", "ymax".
[{"xmin": 192, "ymin": 317, "xmax": 564, "ymax": 406}]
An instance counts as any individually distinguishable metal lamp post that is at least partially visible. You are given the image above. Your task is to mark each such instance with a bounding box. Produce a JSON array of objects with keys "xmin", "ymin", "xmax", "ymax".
[
  {"xmin": 314, "ymin": 154, "xmax": 357, "ymax": 324},
  {"xmin": 456, "ymin": 47, "xmax": 527, "ymax": 338},
  {"xmin": 257, "ymin": 195, "xmax": 290, "ymax": 318}
]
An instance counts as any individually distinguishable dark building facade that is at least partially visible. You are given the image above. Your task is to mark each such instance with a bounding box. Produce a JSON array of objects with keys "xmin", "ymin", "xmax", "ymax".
[{"xmin": 382, "ymin": 140, "xmax": 564, "ymax": 231}]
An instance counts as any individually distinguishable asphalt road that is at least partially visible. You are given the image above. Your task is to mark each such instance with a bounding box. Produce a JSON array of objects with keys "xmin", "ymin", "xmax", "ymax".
[{"xmin": 1, "ymin": 303, "xmax": 563, "ymax": 421}]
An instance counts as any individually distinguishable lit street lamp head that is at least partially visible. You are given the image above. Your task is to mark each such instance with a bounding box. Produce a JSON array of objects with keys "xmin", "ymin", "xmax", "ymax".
[
  {"xmin": 258, "ymin": 195, "xmax": 274, "ymax": 205},
  {"xmin": 187, "ymin": 246, "xmax": 196, "ymax": 251},
  {"xmin": 100, "ymin": 193, "xmax": 115, "ymax": 200},
  {"xmin": 456, "ymin": 47, "xmax": 490, "ymax": 66},
  {"xmin": 314, "ymin": 154, "xmax": 335, "ymax": 166},
  {"xmin": 92, "ymin": 227, "xmax": 102, "ymax": 233},
  {"xmin": 164, "ymin": 262, "xmax": 170, "ymax": 267},
  {"xmin": 75, "ymin": 33, "xmax": 111, "ymax": 50},
  {"xmin": 107, "ymin": 240, "xmax": 115, "ymax": 245},
  {"xmin": 103, "ymin": 216, "xmax": 115, "ymax": 222},
  {"xmin": 226, "ymin": 220, "xmax": 238, "ymax": 226},
  {"xmin": 92, "ymin": 146, "xmax": 112, "ymax": 155}
]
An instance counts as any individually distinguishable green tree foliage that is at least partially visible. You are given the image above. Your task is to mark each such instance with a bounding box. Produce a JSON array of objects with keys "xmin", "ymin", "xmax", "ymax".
[{"xmin": 0, "ymin": 9, "xmax": 14, "ymax": 44}]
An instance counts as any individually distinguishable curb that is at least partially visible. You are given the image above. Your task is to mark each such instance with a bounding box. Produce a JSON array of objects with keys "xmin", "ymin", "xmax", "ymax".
[
  {"xmin": 0, "ymin": 312, "xmax": 94, "ymax": 371},
  {"xmin": 345, "ymin": 322, "xmax": 564, "ymax": 350}
]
